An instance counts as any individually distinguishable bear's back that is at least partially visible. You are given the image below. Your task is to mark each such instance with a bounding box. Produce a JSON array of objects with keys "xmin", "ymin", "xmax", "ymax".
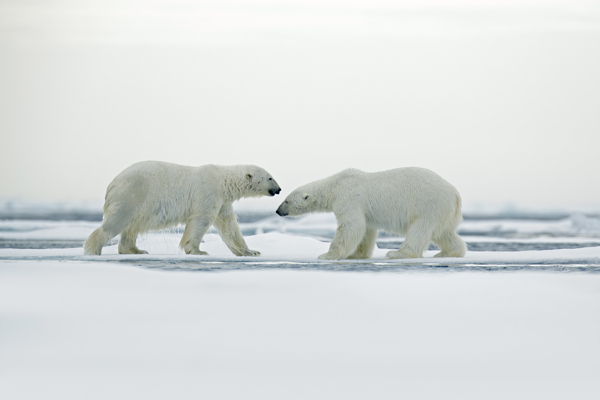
[
  {"xmin": 364, "ymin": 167, "xmax": 458, "ymax": 197},
  {"xmin": 347, "ymin": 167, "xmax": 460, "ymax": 232},
  {"xmin": 105, "ymin": 161, "xmax": 223, "ymax": 206}
]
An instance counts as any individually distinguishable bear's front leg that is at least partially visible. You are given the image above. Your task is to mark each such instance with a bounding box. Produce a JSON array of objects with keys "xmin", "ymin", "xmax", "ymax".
[
  {"xmin": 180, "ymin": 216, "xmax": 212, "ymax": 255},
  {"xmin": 214, "ymin": 204, "xmax": 260, "ymax": 257},
  {"xmin": 318, "ymin": 214, "xmax": 366, "ymax": 260}
]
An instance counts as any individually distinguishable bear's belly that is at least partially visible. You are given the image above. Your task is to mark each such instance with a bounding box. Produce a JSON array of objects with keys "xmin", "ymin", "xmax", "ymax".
[
  {"xmin": 368, "ymin": 219, "xmax": 407, "ymax": 235},
  {"xmin": 146, "ymin": 201, "xmax": 188, "ymax": 228},
  {"xmin": 365, "ymin": 207, "xmax": 410, "ymax": 235}
]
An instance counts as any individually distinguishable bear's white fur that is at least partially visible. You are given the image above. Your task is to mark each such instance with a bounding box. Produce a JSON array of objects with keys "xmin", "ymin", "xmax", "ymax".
[
  {"xmin": 84, "ymin": 161, "xmax": 281, "ymax": 256},
  {"xmin": 276, "ymin": 167, "xmax": 466, "ymax": 260}
]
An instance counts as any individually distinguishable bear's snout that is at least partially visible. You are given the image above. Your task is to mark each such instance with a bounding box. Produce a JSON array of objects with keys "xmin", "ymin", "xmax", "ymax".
[
  {"xmin": 276, "ymin": 206, "xmax": 287, "ymax": 216},
  {"xmin": 269, "ymin": 187, "xmax": 281, "ymax": 196}
]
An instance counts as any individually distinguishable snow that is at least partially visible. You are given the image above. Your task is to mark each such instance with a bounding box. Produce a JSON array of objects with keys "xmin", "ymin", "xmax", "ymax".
[
  {"xmin": 2, "ymin": 212, "xmax": 600, "ymax": 399},
  {"xmin": 1, "ymin": 262, "xmax": 599, "ymax": 400}
]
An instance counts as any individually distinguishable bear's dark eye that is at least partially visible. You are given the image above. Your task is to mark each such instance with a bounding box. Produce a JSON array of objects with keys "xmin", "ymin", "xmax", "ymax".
[{"xmin": 269, "ymin": 177, "xmax": 272, "ymax": 181}]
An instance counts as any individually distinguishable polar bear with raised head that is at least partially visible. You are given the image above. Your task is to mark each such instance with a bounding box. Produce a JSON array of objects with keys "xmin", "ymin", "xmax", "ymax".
[
  {"xmin": 276, "ymin": 167, "xmax": 466, "ymax": 260},
  {"xmin": 84, "ymin": 161, "xmax": 281, "ymax": 256}
]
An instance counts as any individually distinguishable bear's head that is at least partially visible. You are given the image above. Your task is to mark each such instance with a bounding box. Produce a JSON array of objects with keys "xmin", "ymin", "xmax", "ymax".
[
  {"xmin": 245, "ymin": 166, "xmax": 281, "ymax": 197},
  {"xmin": 275, "ymin": 187, "xmax": 319, "ymax": 217}
]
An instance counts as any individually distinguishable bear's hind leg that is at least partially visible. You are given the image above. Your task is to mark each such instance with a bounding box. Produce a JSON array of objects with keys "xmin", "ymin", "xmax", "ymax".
[
  {"xmin": 118, "ymin": 228, "xmax": 148, "ymax": 254},
  {"xmin": 433, "ymin": 231, "xmax": 467, "ymax": 258},
  {"xmin": 347, "ymin": 228, "xmax": 377, "ymax": 259},
  {"xmin": 84, "ymin": 199, "xmax": 141, "ymax": 255},
  {"xmin": 84, "ymin": 216, "xmax": 130, "ymax": 255},
  {"xmin": 84, "ymin": 227, "xmax": 113, "ymax": 255},
  {"xmin": 387, "ymin": 219, "xmax": 433, "ymax": 259}
]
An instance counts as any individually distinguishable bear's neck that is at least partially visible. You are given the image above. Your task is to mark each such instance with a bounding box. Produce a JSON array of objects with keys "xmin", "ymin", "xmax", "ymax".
[
  {"xmin": 317, "ymin": 194, "xmax": 333, "ymax": 212},
  {"xmin": 220, "ymin": 167, "xmax": 253, "ymax": 202},
  {"xmin": 317, "ymin": 173, "xmax": 355, "ymax": 212},
  {"xmin": 309, "ymin": 179, "xmax": 334, "ymax": 212}
]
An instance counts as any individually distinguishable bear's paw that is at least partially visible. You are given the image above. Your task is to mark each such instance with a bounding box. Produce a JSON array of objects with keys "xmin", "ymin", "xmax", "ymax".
[
  {"xmin": 186, "ymin": 249, "xmax": 209, "ymax": 255},
  {"xmin": 318, "ymin": 252, "xmax": 339, "ymax": 260},
  {"xmin": 386, "ymin": 250, "xmax": 421, "ymax": 259}
]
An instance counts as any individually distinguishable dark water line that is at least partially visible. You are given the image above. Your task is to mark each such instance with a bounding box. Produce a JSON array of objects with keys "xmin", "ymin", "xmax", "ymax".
[
  {"xmin": 122, "ymin": 261, "xmax": 600, "ymax": 274},
  {"xmin": 3, "ymin": 257, "xmax": 596, "ymax": 274},
  {"xmin": 36, "ymin": 257, "xmax": 600, "ymax": 274}
]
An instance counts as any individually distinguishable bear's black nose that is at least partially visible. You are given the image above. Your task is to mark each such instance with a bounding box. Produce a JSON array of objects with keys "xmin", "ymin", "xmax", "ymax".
[{"xmin": 276, "ymin": 208, "xmax": 286, "ymax": 216}]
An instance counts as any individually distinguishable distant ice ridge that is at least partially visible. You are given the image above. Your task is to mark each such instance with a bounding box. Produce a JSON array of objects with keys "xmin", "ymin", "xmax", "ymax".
[
  {"xmin": 459, "ymin": 214, "xmax": 600, "ymax": 238},
  {"xmin": 0, "ymin": 220, "xmax": 100, "ymax": 240},
  {"xmin": 240, "ymin": 213, "xmax": 600, "ymax": 239},
  {"xmin": 570, "ymin": 213, "xmax": 600, "ymax": 234},
  {"xmin": 1, "ymin": 198, "xmax": 599, "ymax": 221},
  {"xmin": 2, "ymin": 213, "xmax": 600, "ymax": 241},
  {"xmin": 0, "ymin": 199, "xmax": 104, "ymax": 221},
  {"xmin": 0, "ymin": 199, "xmax": 103, "ymax": 212}
]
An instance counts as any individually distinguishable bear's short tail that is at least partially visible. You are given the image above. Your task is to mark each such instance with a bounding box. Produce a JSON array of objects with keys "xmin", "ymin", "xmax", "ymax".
[{"xmin": 455, "ymin": 194, "xmax": 464, "ymax": 225}]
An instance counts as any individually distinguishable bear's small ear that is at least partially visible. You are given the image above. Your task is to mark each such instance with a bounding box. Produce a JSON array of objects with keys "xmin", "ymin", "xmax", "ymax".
[
  {"xmin": 246, "ymin": 173, "xmax": 253, "ymax": 181},
  {"xmin": 303, "ymin": 194, "xmax": 309, "ymax": 200}
]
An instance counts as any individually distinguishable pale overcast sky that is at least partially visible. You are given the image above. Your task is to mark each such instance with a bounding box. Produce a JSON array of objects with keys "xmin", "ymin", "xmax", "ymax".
[{"xmin": 1, "ymin": 0, "xmax": 599, "ymax": 209}]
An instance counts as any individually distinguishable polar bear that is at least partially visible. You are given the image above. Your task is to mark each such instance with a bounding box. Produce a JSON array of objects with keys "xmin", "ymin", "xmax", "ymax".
[
  {"xmin": 276, "ymin": 167, "xmax": 466, "ymax": 260},
  {"xmin": 84, "ymin": 161, "xmax": 281, "ymax": 256}
]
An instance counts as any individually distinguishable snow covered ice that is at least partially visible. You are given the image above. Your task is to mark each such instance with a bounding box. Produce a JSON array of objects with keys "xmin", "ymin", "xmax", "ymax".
[{"xmin": 1, "ymin": 206, "xmax": 600, "ymax": 400}]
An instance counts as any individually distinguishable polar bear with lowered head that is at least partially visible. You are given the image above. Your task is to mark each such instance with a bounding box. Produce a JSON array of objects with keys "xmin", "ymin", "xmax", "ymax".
[
  {"xmin": 276, "ymin": 167, "xmax": 466, "ymax": 260},
  {"xmin": 84, "ymin": 161, "xmax": 281, "ymax": 256}
]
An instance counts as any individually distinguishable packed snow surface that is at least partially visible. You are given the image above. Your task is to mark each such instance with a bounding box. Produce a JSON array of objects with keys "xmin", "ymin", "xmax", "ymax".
[
  {"xmin": 1, "ymin": 262, "xmax": 600, "ymax": 400},
  {"xmin": 2, "ymin": 210, "xmax": 600, "ymax": 399}
]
